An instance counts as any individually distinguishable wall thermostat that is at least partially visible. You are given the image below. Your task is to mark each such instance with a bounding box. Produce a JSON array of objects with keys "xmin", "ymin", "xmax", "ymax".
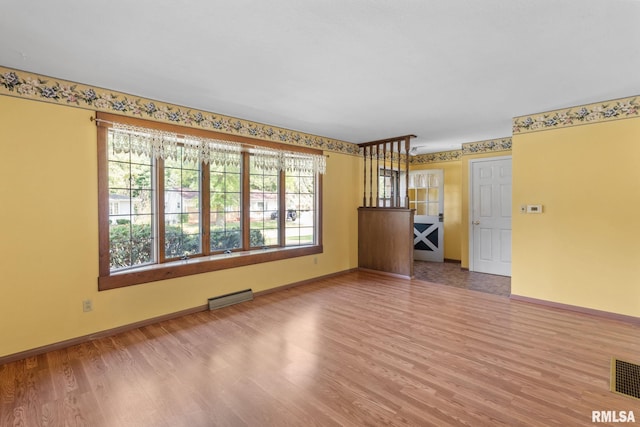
[{"xmin": 526, "ymin": 204, "xmax": 543, "ymax": 214}]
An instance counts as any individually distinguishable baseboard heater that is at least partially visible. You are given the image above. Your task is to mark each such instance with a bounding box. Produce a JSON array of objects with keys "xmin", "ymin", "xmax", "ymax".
[{"xmin": 208, "ymin": 289, "xmax": 253, "ymax": 311}]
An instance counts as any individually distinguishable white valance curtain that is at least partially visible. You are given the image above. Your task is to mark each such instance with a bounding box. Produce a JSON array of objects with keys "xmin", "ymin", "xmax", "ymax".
[
  {"xmin": 249, "ymin": 147, "xmax": 326, "ymax": 175},
  {"xmin": 109, "ymin": 122, "xmax": 326, "ymax": 174}
]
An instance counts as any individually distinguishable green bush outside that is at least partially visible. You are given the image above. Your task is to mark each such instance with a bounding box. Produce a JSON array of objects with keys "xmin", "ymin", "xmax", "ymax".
[{"xmin": 110, "ymin": 224, "xmax": 264, "ymax": 269}]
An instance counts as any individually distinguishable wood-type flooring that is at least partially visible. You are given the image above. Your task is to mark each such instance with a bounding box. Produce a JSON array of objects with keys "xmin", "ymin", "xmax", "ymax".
[
  {"xmin": 414, "ymin": 261, "xmax": 511, "ymax": 296},
  {"xmin": 1, "ymin": 270, "xmax": 639, "ymax": 426}
]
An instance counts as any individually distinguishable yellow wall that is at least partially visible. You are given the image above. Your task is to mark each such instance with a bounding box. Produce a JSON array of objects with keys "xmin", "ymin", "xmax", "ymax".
[
  {"xmin": 512, "ymin": 118, "xmax": 640, "ymax": 316},
  {"xmin": 0, "ymin": 95, "xmax": 360, "ymax": 357},
  {"xmin": 7, "ymin": 82, "xmax": 637, "ymax": 357},
  {"xmin": 411, "ymin": 161, "xmax": 462, "ymax": 261}
]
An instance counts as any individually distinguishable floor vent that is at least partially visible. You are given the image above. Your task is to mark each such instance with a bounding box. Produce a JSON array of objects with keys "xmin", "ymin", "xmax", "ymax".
[
  {"xmin": 208, "ymin": 289, "xmax": 253, "ymax": 311},
  {"xmin": 611, "ymin": 358, "xmax": 640, "ymax": 400}
]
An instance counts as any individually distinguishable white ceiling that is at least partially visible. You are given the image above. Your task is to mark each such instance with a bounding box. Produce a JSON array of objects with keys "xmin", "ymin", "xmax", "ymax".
[{"xmin": 1, "ymin": 0, "xmax": 639, "ymax": 154}]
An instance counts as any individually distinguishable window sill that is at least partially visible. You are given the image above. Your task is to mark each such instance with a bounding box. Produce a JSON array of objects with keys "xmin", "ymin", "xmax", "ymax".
[{"xmin": 98, "ymin": 245, "xmax": 323, "ymax": 291}]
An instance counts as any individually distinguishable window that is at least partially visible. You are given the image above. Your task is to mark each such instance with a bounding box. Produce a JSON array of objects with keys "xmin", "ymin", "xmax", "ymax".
[
  {"xmin": 285, "ymin": 164, "xmax": 316, "ymax": 246},
  {"xmin": 378, "ymin": 168, "xmax": 399, "ymax": 207},
  {"xmin": 107, "ymin": 133, "xmax": 155, "ymax": 270},
  {"xmin": 249, "ymin": 155, "xmax": 280, "ymax": 246},
  {"xmin": 97, "ymin": 113, "xmax": 324, "ymax": 290},
  {"xmin": 163, "ymin": 146, "xmax": 202, "ymax": 259},
  {"xmin": 209, "ymin": 159, "xmax": 242, "ymax": 251}
]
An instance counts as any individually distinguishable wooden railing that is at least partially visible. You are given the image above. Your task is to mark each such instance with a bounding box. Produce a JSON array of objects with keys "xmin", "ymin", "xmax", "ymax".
[
  {"xmin": 359, "ymin": 135, "xmax": 415, "ymax": 208},
  {"xmin": 357, "ymin": 134, "xmax": 416, "ymax": 278}
]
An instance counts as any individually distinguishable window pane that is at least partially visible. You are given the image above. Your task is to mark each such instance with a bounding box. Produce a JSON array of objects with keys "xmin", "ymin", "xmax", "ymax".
[
  {"xmin": 132, "ymin": 189, "xmax": 153, "ymax": 215},
  {"xmin": 250, "ymin": 157, "xmax": 278, "ymax": 247},
  {"xmin": 428, "ymin": 202, "xmax": 439, "ymax": 216},
  {"xmin": 107, "ymin": 131, "xmax": 156, "ymax": 271},
  {"xmin": 226, "ymin": 175, "xmax": 241, "ymax": 193},
  {"xmin": 285, "ymin": 176, "xmax": 299, "ymax": 194},
  {"xmin": 130, "ymin": 163, "xmax": 152, "ymax": 190},
  {"xmin": 225, "ymin": 193, "xmax": 240, "ymax": 210},
  {"xmin": 300, "ymin": 177, "xmax": 314, "ymax": 194},
  {"xmin": 211, "ymin": 161, "xmax": 240, "ymax": 174},
  {"xmin": 109, "ymin": 216, "xmax": 154, "ymax": 270},
  {"xmin": 182, "ymin": 191, "xmax": 200, "ymax": 213},
  {"xmin": 211, "ymin": 228, "xmax": 241, "ymax": 251},
  {"xmin": 182, "ymin": 169, "xmax": 199, "ymax": 191},
  {"xmin": 165, "ymin": 219, "xmax": 201, "ymax": 258},
  {"xmin": 163, "ymin": 146, "xmax": 202, "ymax": 258},
  {"xmin": 163, "ymin": 155, "xmax": 182, "ymax": 169},
  {"xmin": 210, "ymin": 161, "xmax": 242, "ymax": 252},
  {"xmin": 286, "ymin": 226, "xmax": 314, "ymax": 246},
  {"xmin": 130, "ymin": 216, "xmax": 154, "ymax": 266},
  {"xmin": 109, "ymin": 161, "xmax": 132, "ymax": 190},
  {"xmin": 284, "ymin": 170, "xmax": 315, "ymax": 246}
]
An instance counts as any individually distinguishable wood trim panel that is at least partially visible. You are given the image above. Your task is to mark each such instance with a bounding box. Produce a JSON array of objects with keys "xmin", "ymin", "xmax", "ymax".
[
  {"xmin": 357, "ymin": 267, "xmax": 412, "ymax": 280},
  {"xmin": 99, "ymin": 245, "xmax": 323, "ymax": 290},
  {"xmin": 357, "ymin": 207, "xmax": 414, "ymax": 277},
  {"xmin": 510, "ymin": 294, "xmax": 640, "ymax": 326},
  {"xmin": 317, "ymin": 173, "xmax": 323, "ymax": 247},
  {"xmin": 357, "ymin": 134, "xmax": 417, "ymax": 147},
  {"xmin": 96, "ymin": 122, "xmax": 110, "ymax": 278}
]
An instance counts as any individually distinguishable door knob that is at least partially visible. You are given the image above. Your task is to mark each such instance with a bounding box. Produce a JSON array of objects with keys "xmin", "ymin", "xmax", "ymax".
[{"xmin": 472, "ymin": 220, "xmax": 480, "ymax": 225}]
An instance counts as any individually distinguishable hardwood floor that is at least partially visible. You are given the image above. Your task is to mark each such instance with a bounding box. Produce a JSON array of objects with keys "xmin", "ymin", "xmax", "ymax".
[{"xmin": 2, "ymin": 271, "xmax": 639, "ymax": 426}]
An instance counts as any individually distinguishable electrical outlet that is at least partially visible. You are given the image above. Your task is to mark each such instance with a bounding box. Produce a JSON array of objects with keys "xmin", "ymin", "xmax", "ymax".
[
  {"xmin": 313, "ymin": 257, "xmax": 318, "ymax": 264},
  {"xmin": 82, "ymin": 299, "xmax": 93, "ymax": 312}
]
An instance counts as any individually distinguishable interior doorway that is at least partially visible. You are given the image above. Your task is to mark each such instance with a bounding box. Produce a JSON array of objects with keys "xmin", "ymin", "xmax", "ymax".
[
  {"xmin": 406, "ymin": 170, "xmax": 444, "ymax": 262},
  {"xmin": 469, "ymin": 156, "xmax": 512, "ymax": 276}
]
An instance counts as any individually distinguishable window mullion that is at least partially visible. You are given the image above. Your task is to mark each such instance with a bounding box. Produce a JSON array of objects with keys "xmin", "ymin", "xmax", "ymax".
[
  {"xmin": 278, "ymin": 170, "xmax": 286, "ymax": 247},
  {"xmin": 241, "ymin": 152, "xmax": 251, "ymax": 250},
  {"xmin": 157, "ymin": 158, "xmax": 167, "ymax": 262},
  {"xmin": 202, "ymin": 163, "xmax": 211, "ymax": 255}
]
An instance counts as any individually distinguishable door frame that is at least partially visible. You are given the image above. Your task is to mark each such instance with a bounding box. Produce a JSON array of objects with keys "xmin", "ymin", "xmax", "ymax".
[
  {"xmin": 411, "ymin": 169, "xmax": 444, "ymax": 262},
  {"xmin": 468, "ymin": 155, "xmax": 512, "ymax": 273}
]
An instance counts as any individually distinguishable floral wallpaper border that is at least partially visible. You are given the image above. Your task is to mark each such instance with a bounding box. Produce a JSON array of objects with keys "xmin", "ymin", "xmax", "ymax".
[
  {"xmin": 462, "ymin": 137, "xmax": 512, "ymax": 155},
  {"xmin": 5, "ymin": 66, "xmax": 583, "ymax": 161},
  {"xmin": 410, "ymin": 149, "xmax": 463, "ymax": 165},
  {"xmin": 0, "ymin": 66, "xmax": 360, "ymax": 155},
  {"xmin": 410, "ymin": 137, "xmax": 512, "ymax": 164},
  {"xmin": 513, "ymin": 96, "xmax": 640, "ymax": 134}
]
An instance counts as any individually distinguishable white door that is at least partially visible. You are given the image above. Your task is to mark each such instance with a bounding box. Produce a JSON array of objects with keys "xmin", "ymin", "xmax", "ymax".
[
  {"xmin": 409, "ymin": 170, "xmax": 444, "ymax": 262},
  {"xmin": 470, "ymin": 157, "xmax": 512, "ymax": 276}
]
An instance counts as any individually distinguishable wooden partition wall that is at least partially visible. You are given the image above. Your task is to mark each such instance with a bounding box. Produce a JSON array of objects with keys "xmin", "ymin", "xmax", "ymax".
[
  {"xmin": 357, "ymin": 135, "xmax": 416, "ymax": 278},
  {"xmin": 360, "ymin": 135, "xmax": 415, "ymax": 208},
  {"xmin": 358, "ymin": 207, "xmax": 414, "ymax": 278}
]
